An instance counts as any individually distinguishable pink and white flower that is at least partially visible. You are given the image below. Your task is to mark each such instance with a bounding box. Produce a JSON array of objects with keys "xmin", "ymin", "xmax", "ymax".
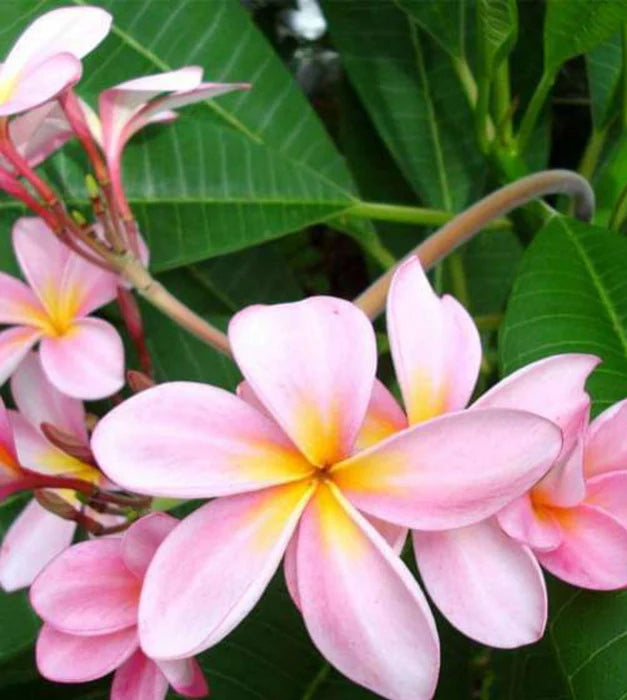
[
  {"xmin": 0, "ymin": 216, "xmax": 123, "ymax": 399},
  {"xmin": 92, "ymin": 295, "xmax": 561, "ymax": 700},
  {"xmin": 383, "ymin": 257, "xmax": 627, "ymax": 649},
  {"xmin": 0, "ymin": 352, "xmax": 104, "ymax": 591},
  {"xmin": 30, "ymin": 512, "xmax": 208, "ymax": 700},
  {"xmin": 0, "ymin": 7, "xmax": 111, "ymax": 116}
]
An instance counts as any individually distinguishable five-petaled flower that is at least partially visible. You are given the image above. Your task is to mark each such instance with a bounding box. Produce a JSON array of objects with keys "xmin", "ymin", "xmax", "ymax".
[
  {"xmin": 0, "ymin": 6, "xmax": 111, "ymax": 116},
  {"xmin": 92, "ymin": 295, "xmax": 562, "ymax": 700},
  {"xmin": 0, "ymin": 217, "xmax": 124, "ymax": 399},
  {"xmin": 377, "ymin": 256, "xmax": 627, "ymax": 649},
  {"xmin": 30, "ymin": 513, "xmax": 209, "ymax": 700},
  {"xmin": 0, "ymin": 352, "xmax": 104, "ymax": 591}
]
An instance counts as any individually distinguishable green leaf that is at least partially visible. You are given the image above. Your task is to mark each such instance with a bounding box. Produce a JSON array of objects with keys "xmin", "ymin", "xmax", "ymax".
[
  {"xmin": 544, "ymin": 0, "xmax": 627, "ymax": 75},
  {"xmin": 476, "ymin": 0, "xmax": 518, "ymax": 81},
  {"xmin": 0, "ymin": 0, "xmax": 379, "ymax": 271},
  {"xmin": 586, "ymin": 31, "xmax": 624, "ymax": 128},
  {"xmin": 500, "ymin": 216, "xmax": 627, "ymax": 414},
  {"xmin": 492, "ymin": 578, "xmax": 627, "ymax": 700},
  {"xmin": 393, "ymin": 0, "xmax": 465, "ymax": 59},
  {"xmin": 593, "ymin": 134, "xmax": 627, "ymax": 228},
  {"xmin": 323, "ymin": 0, "xmax": 485, "ymax": 210}
]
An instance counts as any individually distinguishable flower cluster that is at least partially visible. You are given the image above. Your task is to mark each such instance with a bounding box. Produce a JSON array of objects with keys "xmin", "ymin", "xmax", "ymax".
[{"xmin": 0, "ymin": 7, "xmax": 625, "ymax": 700}]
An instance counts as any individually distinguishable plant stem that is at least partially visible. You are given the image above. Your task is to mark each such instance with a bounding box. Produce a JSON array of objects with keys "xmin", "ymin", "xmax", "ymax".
[
  {"xmin": 622, "ymin": 24, "xmax": 627, "ymax": 131},
  {"xmin": 354, "ymin": 170, "xmax": 595, "ymax": 319},
  {"xmin": 448, "ymin": 251, "xmax": 470, "ymax": 308},
  {"xmin": 110, "ymin": 252, "xmax": 231, "ymax": 357},
  {"xmin": 516, "ymin": 69, "xmax": 556, "ymax": 152},
  {"xmin": 609, "ymin": 182, "xmax": 627, "ymax": 233},
  {"xmin": 493, "ymin": 60, "xmax": 513, "ymax": 143},
  {"xmin": 351, "ymin": 201, "xmax": 511, "ymax": 231},
  {"xmin": 578, "ymin": 124, "xmax": 609, "ymax": 181}
]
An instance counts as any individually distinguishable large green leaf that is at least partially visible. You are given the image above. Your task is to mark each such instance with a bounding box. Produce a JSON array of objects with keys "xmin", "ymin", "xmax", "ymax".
[
  {"xmin": 393, "ymin": 0, "xmax": 465, "ymax": 59},
  {"xmin": 0, "ymin": 0, "xmax": 379, "ymax": 272},
  {"xmin": 500, "ymin": 216, "xmax": 627, "ymax": 413},
  {"xmin": 586, "ymin": 31, "xmax": 624, "ymax": 129},
  {"xmin": 544, "ymin": 0, "xmax": 627, "ymax": 74},
  {"xmin": 323, "ymin": 0, "xmax": 486, "ymax": 211},
  {"xmin": 492, "ymin": 578, "xmax": 627, "ymax": 700}
]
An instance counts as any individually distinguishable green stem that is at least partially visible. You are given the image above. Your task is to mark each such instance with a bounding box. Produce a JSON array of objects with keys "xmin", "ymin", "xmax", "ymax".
[
  {"xmin": 351, "ymin": 201, "xmax": 512, "ymax": 231},
  {"xmin": 517, "ymin": 69, "xmax": 556, "ymax": 152},
  {"xmin": 609, "ymin": 182, "xmax": 627, "ymax": 233},
  {"xmin": 448, "ymin": 251, "xmax": 470, "ymax": 308},
  {"xmin": 301, "ymin": 664, "xmax": 331, "ymax": 700},
  {"xmin": 493, "ymin": 60, "xmax": 513, "ymax": 143},
  {"xmin": 454, "ymin": 57, "xmax": 478, "ymax": 106},
  {"xmin": 475, "ymin": 76, "xmax": 491, "ymax": 153},
  {"xmin": 622, "ymin": 24, "xmax": 627, "ymax": 130},
  {"xmin": 578, "ymin": 124, "xmax": 609, "ymax": 180}
]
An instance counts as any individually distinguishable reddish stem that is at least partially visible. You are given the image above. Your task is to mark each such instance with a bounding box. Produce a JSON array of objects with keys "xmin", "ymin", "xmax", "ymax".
[{"xmin": 117, "ymin": 286, "xmax": 153, "ymax": 376}]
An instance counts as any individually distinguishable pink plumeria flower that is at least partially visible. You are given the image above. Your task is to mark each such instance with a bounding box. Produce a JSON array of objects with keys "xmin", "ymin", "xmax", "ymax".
[
  {"xmin": 0, "ymin": 7, "xmax": 111, "ymax": 116},
  {"xmin": 92, "ymin": 296, "xmax": 561, "ymax": 700},
  {"xmin": 0, "ymin": 216, "xmax": 124, "ymax": 399},
  {"xmin": 30, "ymin": 513, "xmax": 208, "ymax": 699},
  {"xmin": 493, "ymin": 396, "xmax": 627, "ymax": 590},
  {"xmin": 0, "ymin": 352, "xmax": 104, "ymax": 591},
  {"xmin": 382, "ymin": 256, "xmax": 627, "ymax": 649},
  {"xmin": 0, "ymin": 101, "xmax": 74, "ymax": 170},
  {"xmin": 78, "ymin": 67, "xmax": 249, "ymax": 213}
]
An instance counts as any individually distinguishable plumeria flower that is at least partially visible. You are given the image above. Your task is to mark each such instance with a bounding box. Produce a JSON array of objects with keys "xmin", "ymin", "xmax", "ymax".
[
  {"xmin": 382, "ymin": 256, "xmax": 627, "ymax": 649},
  {"xmin": 76, "ymin": 67, "xmax": 249, "ymax": 215},
  {"xmin": 493, "ymin": 395, "xmax": 627, "ymax": 590},
  {"xmin": 92, "ymin": 296, "xmax": 562, "ymax": 700},
  {"xmin": 0, "ymin": 352, "xmax": 104, "ymax": 591},
  {"xmin": 30, "ymin": 513, "xmax": 208, "ymax": 699},
  {"xmin": 0, "ymin": 216, "xmax": 124, "ymax": 399},
  {"xmin": 0, "ymin": 7, "xmax": 111, "ymax": 116}
]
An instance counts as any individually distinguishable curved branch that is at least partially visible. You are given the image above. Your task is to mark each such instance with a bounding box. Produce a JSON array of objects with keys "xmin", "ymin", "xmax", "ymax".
[{"xmin": 354, "ymin": 170, "xmax": 594, "ymax": 320}]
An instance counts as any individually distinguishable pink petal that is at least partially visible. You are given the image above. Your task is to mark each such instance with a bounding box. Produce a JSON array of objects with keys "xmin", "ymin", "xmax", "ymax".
[
  {"xmin": 30, "ymin": 538, "xmax": 140, "ymax": 635},
  {"xmin": 12, "ymin": 217, "xmax": 70, "ymax": 314},
  {"xmin": 139, "ymin": 481, "xmax": 313, "ymax": 659},
  {"xmin": 0, "ymin": 54, "xmax": 82, "ymax": 116},
  {"xmin": 92, "ymin": 382, "xmax": 313, "ymax": 499},
  {"xmin": 36, "ymin": 623, "xmax": 137, "ymax": 683},
  {"xmin": 39, "ymin": 317, "xmax": 124, "ymax": 399},
  {"xmin": 9, "ymin": 410, "xmax": 87, "ymax": 477},
  {"xmin": 0, "ymin": 272, "xmax": 47, "ymax": 326},
  {"xmin": 413, "ymin": 519, "xmax": 547, "ymax": 648},
  {"xmin": 387, "ymin": 257, "xmax": 481, "ymax": 424},
  {"xmin": 284, "ymin": 531, "xmax": 300, "ymax": 610},
  {"xmin": 0, "ymin": 498, "xmax": 75, "ymax": 592},
  {"xmin": 0, "ymin": 326, "xmax": 42, "ymax": 386},
  {"xmin": 11, "ymin": 351, "xmax": 87, "ymax": 442},
  {"xmin": 157, "ymin": 658, "xmax": 208, "ymax": 698},
  {"xmin": 0, "ymin": 396, "xmax": 19, "ymax": 481},
  {"xmin": 134, "ymin": 82, "xmax": 249, "ymax": 137},
  {"xmin": 236, "ymin": 380, "xmax": 272, "ymax": 418},
  {"xmin": 497, "ymin": 494, "xmax": 563, "ymax": 552},
  {"xmin": 112, "ymin": 650, "xmax": 168, "ymax": 700},
  {"xmin": 10, "ymin": 101, "xmax": 73, "ymax": 168},
  {"xmin": 121, "ymin": 512, "xmax": 178, "ymax": 580},
  {"xmin": 354, "ymin": 379, "xmax": 407, "ymax": 452},
  {"xmin": 296, "ymin": 482, "xmax": 439, "ymax": 700},
  {"xmin": 585, "ymin": 399, "xmax": 627, "ymax": 477},
  {"xmin": 99, "ymin": 67, "xmax": 203, "ymax": 164},
  {"xmin": 3, "ymin": 6, "xmax": 112, "ymax": 75},
  {"xmin": 475, "ymin": 354, "xmax": 599, "ymax": 506},
  {"xmin": 584, "ymin": 471, "xmax": 627, "ymax": 528},
  {"xmin": 229, "ymin": 297, "xmax": 377, "ymax": 466},
  {"xmin": 332, "ymin": 408, "xmax": 562, "ymax": 530},
  {"xmin": 537, "ymin": 504, "xmax": 627, "ymax": 589},
  {"xmin": 58, "ymin": 248, "xmax": 118, "ymax": 318}
]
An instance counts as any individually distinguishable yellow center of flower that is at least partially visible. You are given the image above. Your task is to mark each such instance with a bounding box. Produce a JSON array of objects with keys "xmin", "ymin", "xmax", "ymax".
[{"xmin": 0, "ymin": 73, "xmax": 18, "ymax": 105}]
